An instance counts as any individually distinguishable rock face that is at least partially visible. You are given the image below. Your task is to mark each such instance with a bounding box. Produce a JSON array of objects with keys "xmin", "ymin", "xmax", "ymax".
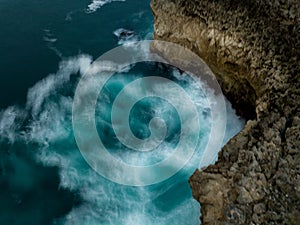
[{"xmin": 151, "ymin": 0, "xmax": 300, "ymax": 224}]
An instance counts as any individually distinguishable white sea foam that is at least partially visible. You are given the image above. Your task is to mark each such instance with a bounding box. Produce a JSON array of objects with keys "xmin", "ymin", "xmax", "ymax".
[
  {"xmin": 86, "ymin": 0, "xmax": 126, "ymax": 13},
  {"xmin": 43, "ymin": 37, "xmax": 57, "ymax": 43},
  {"xmin": 0, "ymin": 106, "xmax": 25, "ymax": 143},
  {"xmin": 26, "ymin": 55, "xmax": 92, "ymax": 117},
  {"xmin": 42, "ymin": 29, "xmax": 64, "ymax": 58}
]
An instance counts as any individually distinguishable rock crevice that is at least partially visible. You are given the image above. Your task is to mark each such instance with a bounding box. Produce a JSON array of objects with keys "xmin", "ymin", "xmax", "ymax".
[{"xmin": 151, "ymin": 0, "xmax": 300, "ymax": 224}]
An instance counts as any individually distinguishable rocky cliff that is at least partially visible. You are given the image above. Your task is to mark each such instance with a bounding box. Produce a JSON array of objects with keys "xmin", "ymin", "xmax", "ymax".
[{"xmin": 151, "ymin": 0, "xmax": 300, "ymax": 224}]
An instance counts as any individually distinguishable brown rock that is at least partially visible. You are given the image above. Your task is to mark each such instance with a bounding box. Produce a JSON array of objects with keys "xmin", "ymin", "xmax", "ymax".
[{"xmin": 151, "ymin": 0, "xmax": 300, "ymax": 224}]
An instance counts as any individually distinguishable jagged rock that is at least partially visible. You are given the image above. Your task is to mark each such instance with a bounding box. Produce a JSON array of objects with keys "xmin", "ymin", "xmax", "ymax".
[{"xmin": 151, "ymin": 0, "xmax": 300, "ymax": 224}]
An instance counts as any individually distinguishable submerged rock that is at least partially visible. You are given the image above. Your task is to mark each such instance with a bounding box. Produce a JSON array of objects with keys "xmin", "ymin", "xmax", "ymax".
[
  {"xmin": 113, "ymin": 28, "xmax": 138, "ymax": 44},
  {"xmin": 151, "ymin": 0, "xmax": 300, "ymax": 224}
]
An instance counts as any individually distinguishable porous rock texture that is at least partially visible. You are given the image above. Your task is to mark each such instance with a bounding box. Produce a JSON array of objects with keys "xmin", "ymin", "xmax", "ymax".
[{"xmin": 151, "ymin": 0, "xmax": 300, "ymax": 224}]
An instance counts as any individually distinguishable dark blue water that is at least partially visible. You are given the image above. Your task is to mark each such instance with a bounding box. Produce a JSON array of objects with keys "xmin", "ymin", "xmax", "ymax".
[
  {"xmin": 0, "ymin": 0, "xmax": 152, "ymax": 107},
  {"xmin": 0, "ymin": 1, "xmax": 244, "ymax": 224}
]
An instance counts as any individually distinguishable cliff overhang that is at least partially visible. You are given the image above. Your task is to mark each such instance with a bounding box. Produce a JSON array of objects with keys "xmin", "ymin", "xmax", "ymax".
[{"xmin": 151, "ymin": 0, "xmax": 300, "ymax": 224}]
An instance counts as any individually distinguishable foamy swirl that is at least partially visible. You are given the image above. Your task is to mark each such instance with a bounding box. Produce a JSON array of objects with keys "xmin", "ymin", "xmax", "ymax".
[{"xmin": 72, "ymin": 40, "xmax": 226, "ymax": 186}]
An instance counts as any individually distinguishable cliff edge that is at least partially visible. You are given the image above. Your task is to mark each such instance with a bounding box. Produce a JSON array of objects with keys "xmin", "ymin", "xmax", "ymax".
[{"xmin": 151, "ymin": 0, "xmax": 300, "ymax": 224}]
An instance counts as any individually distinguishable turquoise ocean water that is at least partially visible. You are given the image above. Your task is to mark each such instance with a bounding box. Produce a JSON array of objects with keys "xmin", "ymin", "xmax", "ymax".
[{"xmin": 0, "ymin": 1, "xmax": 244, "ymax": 224}]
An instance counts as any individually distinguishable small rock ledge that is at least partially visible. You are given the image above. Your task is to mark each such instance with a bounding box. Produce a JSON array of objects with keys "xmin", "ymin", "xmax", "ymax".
[{"xmin": 151, "ymin": 0, "xmax": 300, "ymax": 224}]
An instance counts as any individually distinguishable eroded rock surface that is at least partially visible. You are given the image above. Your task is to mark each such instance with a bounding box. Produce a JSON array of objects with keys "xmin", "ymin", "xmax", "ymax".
[{"xmin": 151, "ymin": 0, "xmax": 300, "ymax": 224}]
